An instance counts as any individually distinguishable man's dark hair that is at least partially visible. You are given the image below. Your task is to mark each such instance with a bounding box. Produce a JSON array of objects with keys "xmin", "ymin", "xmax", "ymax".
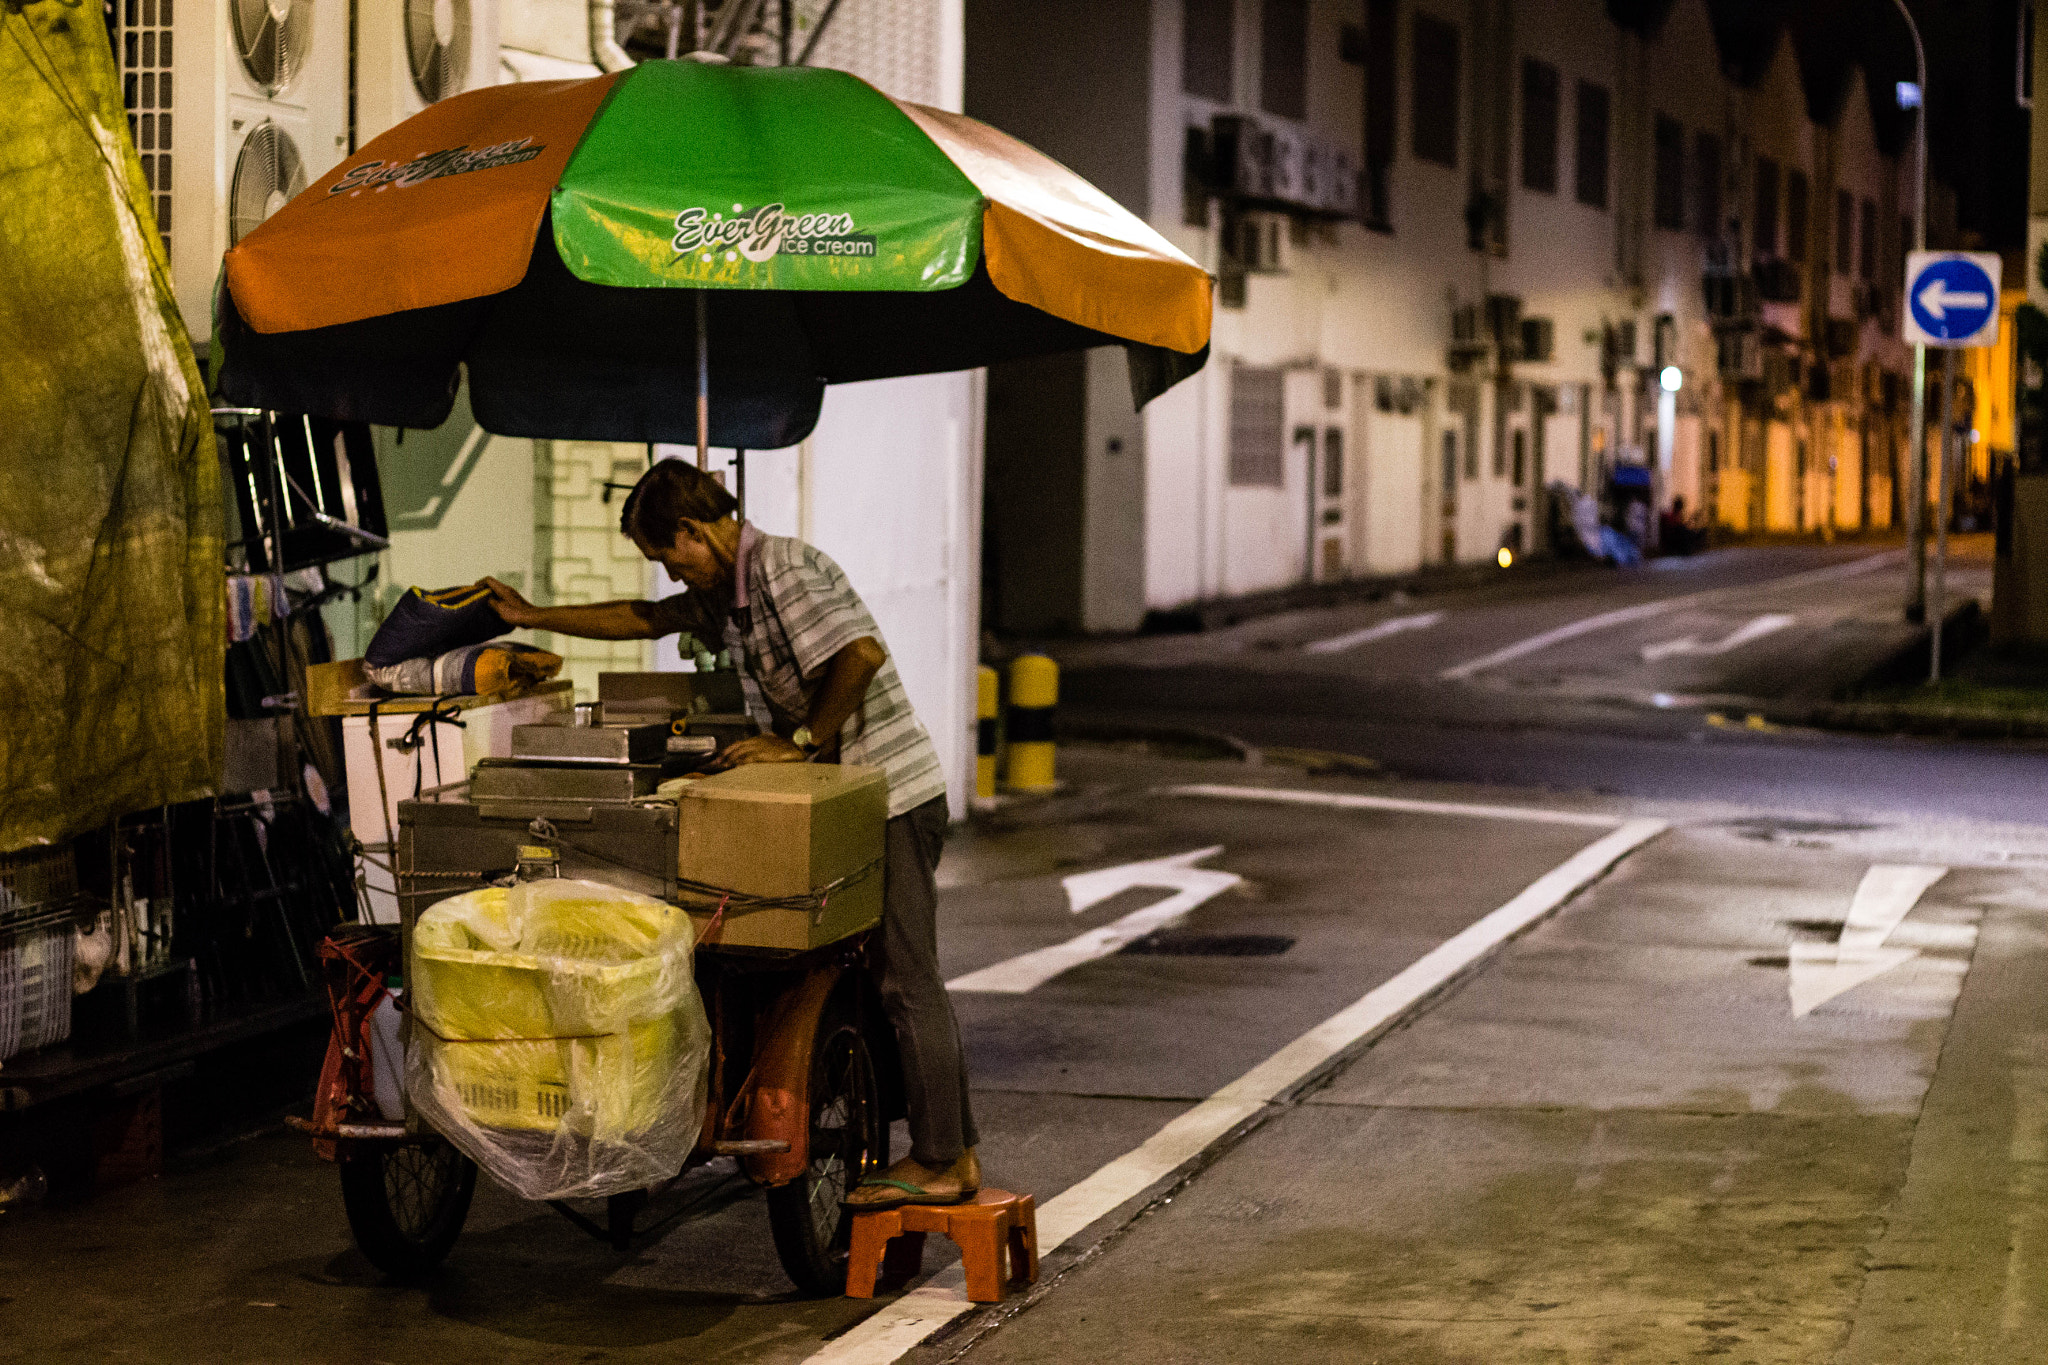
[{"xmin": 620, "ymin": 458, "xmax": 738, "ymax": 544}]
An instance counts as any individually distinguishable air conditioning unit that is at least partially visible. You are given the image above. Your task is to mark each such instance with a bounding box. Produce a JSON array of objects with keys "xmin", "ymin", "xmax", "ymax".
[
  {"xmin": 357, "ymin": 0, "xmax": 500, "ymax": 142},
  {"xmin": 1717, "ymin": 328, "xmax": 1763, "ymax": 381},
  {"xmin": 1703, "ymin": 271, "xmax": 1759, "ymax": 323},
  {"xmin": 1300, "ymin": 137, "xmax": 1359, "ymax": 218},
  {"xmin": 1449, "ymin": 296, "xmax": 1527, "ymax": 370},
  {"xmin": 128, "ymin": 0, "xmax": 350, "ymax": 344},
  {"xmin": 1212, "ymin": 113, "xmax": 1358, "ymax": 217},
  {"xmin": 1485, "ymin": 294, "xmax": 1523, "ymax": 357},
  {"xmin": 1753, "ymin": 258, "xmax": 1803, "ymax": 304},
  {"xmin": 1224, "ymin": 210, "xmax": 1286, "ymax": 274}
]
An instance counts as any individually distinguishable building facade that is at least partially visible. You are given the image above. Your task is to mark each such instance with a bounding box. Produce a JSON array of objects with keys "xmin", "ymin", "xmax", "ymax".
[{"xmin": 968, "ymin": 0, "xmax": 1923, "ymax": 634}]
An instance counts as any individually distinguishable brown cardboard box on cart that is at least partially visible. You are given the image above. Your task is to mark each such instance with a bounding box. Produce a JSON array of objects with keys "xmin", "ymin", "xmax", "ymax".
[{"xmin": 673, "ymin": 764, "xmax": 888, "ymax": 951}]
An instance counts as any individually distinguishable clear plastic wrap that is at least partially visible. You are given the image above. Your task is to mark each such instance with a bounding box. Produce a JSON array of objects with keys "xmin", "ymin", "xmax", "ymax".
[{"xmin": 405, "ymin": 879, "xmax": 711, "ymax": 1200}]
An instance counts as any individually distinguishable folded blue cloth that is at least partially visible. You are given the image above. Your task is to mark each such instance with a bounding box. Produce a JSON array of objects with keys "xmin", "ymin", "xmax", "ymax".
[{"xmin": 365, "ymin": 584, "xmax": 509, "ymax": 667}]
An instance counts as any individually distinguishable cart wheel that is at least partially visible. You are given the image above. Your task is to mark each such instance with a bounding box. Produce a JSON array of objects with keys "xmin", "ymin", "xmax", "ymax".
[
  {"xmin": 339, "ymin": 1137, "xmax": 477, "ymax": 1280},
  {"xmin": 765, "ymin": 998, "xmax": 886, "ymax": 1296}
]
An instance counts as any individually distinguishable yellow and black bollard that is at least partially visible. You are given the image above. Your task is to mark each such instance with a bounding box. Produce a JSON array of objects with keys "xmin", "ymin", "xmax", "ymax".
[
  {"xmin": 1005, "ymin": 654, "xmax": 1058, "ymax": 791},
  {"xmin": 975, "ymin": 665, "xmax": 999, "ymax": 800}
]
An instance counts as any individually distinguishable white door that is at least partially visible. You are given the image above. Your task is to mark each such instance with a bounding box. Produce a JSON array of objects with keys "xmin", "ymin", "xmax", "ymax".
[
  {"xmin": 1356, "ymin": 374, "xmax": 1426, "ymax": 574},
  {"xmin": 1308, "ymin": 369, "xmax": 1351, "ymax": 581},
  {"xmin": 1503, "ymin": 385, "xmax": 1534, "ymax": 556}
]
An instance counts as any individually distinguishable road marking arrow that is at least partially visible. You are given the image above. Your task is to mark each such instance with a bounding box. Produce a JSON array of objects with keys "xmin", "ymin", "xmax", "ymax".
[
  {"xmin": 1304, "ymin": 611, "xmax": 1445, "ymax": 654},
  {"xmin": 1640, "ymin": 613, "xmax": 1796, "ymax": 661},
  {"xmin": 1789, "ymin": 863, "xmax": 1947, "ymax": 1017},
  {"xmin": 947, "ymin": 847, "xmax": 1242, "ymax": 994}
]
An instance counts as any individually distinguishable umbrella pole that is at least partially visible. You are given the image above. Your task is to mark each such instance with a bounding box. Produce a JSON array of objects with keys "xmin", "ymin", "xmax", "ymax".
[{"xmin": 695, "ymin": 290, "xmax": 709, "ymax": 471}]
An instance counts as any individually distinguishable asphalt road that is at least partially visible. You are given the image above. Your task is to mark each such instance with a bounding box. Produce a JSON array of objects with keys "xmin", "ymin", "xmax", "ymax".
[{"xmin": 1058, "ymin": 538, "xmax": 2042, "ymax": 824}]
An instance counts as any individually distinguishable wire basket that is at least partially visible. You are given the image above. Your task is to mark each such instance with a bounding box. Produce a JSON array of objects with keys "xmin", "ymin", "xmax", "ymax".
[
  {"xmin": 0, "ymin": 845, "xmax": 78, "ymax": 926},
  {"xmin": 0, "ymin": 925, "xmax": 76, "ymax": 1062}
]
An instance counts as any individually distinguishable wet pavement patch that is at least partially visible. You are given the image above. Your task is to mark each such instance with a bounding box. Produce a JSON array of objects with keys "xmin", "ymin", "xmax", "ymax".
[{"xmin": 1119, "ymin": 933, "xmax": 1296, "ymax": 957}]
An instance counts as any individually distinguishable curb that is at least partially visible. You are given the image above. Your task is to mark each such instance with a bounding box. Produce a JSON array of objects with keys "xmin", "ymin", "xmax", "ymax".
[
  {"xmin": 1787, "ymin": 700, "xmax": 2048, "ymax": 742},
  {"xmin": 1051, "ymin": 718, "xmax": 1260, "ymax": 763},
  {"xmin": 1776, "ymin": 599, "xmax": 2048, "ymax": 741}
]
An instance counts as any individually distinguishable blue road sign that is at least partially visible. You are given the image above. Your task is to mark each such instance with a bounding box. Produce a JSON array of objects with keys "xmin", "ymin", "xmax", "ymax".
[{"xmin": 1905, "ymin": 253, "xmax": 2000, "ymax": 346}]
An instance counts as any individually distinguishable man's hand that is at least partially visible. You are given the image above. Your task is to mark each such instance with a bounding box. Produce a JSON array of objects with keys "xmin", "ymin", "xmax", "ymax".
[
  {"xmin": 714, "ymin": 734, "xmax": 807, "ymax": 769},
  {"xmin": 480, "ymin": 576, "xmax": 542, "ymax": 628}
]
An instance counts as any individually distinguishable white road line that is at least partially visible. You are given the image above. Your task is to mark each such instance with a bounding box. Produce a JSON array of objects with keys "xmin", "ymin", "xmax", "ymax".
[
  {"xmin": 1167, "ymin": 783, "xmax": 1623, "ymax": 829},
  {"xmin": 1640, "ymin": 612, "xmax": 1797, "ymax": 661},
  {"xmin": 1839, "ymin": 864, "xmax": 1948, "ymax": 951},
  {"xmin": 1440, "ymin": 598, "xmax": 1680, "ymax": 680},
  {"xmin": 1303, "ymin": 611, "xmax": 1445, "ymax": 655},
  {"xmin": 803, "ymin": 817, "xmax": 1670, "ymax": 1365},
  {"xmin": 947, "ymin": 849, "xmax": 1242, "ymax": 994},
  {"xmin": 1439, "ymin": 550, "xmax": 1900, "ymax": 680},
  {"xmin": 1789, "ymin": 863, "xmax": 1949, "ymax": 1018}
]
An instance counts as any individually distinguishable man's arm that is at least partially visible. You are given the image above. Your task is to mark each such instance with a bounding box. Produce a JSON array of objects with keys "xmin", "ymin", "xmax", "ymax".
[
  {"xmin": 718, "ymin": 636, "xmax": 884, "ymax": 767},
  {"xmin": 480, "ymin": 576, "xmax": 704, "ymax": 641},
  {"xmin": 801, "ymin": 636, "xmax": 885, "ymax": 746}
]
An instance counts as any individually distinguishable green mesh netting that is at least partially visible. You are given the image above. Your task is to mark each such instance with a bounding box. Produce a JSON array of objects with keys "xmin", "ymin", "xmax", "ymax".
[{"xmin": 1, "ymin": 0, "xmax": 223, "ymax": 851}]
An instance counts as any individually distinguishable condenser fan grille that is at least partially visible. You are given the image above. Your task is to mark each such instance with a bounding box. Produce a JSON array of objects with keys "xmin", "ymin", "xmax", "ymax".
[
  {"xmin": 231, "ymin": 0, "xmax": 312, "ymax": 95},
  {"xmin": 406, "ymin": 0, "xmax": 471, "ymax": 103},
  {"xmin": 229, "ymin": 121, "xmax": 307, "ymax": 245}
]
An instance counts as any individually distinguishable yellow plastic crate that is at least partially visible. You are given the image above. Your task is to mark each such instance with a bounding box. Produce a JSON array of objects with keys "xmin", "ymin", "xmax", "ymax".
[{"xmin": 410, "ymin": 883, "xmax": 704, "ymax": 1141}]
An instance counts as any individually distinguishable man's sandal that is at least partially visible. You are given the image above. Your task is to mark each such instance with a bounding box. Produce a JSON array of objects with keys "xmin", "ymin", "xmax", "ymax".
[{"xmin": 841, "ymin": 1177, "xmax": 978, "ymax": 1212}]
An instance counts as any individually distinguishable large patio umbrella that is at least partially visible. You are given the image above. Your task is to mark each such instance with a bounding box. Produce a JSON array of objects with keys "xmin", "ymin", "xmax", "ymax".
[{"xmin": 216, "ymin": 58, "xmax": 1212, "ymax": 454}]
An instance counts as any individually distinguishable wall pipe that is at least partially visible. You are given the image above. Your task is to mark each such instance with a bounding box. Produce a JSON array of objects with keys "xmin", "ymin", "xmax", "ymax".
[{"xmin": 589, "ymin": 0, "xmax": 635, "ymax": 72}]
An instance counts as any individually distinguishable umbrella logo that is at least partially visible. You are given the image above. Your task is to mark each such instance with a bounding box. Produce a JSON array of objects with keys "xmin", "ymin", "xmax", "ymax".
[
  {"xmin": 328, "ymin": 138, "xmax": 546, "ymax": 196},
  {"xmin": 670, "ymin": 203, "xmax": 876, "ymax": 265}
]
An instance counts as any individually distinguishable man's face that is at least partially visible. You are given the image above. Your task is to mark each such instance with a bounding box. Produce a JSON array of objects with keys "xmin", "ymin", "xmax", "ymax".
[{"xmin": 635, "ymin": 523, "xmax": 722, "ymax": 593}]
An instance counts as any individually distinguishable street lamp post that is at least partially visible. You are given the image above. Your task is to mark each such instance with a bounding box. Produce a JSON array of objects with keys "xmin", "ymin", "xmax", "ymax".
[{"xmin": 1895, "ymin": 0, "xmax": 1930, "ymax": 623}]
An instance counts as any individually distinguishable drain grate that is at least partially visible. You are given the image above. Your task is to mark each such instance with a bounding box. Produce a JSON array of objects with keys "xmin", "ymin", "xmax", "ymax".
[{"xmin": 1121, "ymin": 933, "xmax": 1295, "ymax": 958}]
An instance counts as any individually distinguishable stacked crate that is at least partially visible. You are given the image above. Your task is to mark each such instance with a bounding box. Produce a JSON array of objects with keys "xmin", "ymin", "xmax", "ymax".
[{"xmin": 0, "ymin": 846, "xmax": 80, "ymax": 1061}]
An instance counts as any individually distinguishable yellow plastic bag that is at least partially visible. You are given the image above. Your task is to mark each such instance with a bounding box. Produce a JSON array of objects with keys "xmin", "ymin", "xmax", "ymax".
[{"xmin": 406, "ymin": 880, "xmax": 711, "ymax": 1200}]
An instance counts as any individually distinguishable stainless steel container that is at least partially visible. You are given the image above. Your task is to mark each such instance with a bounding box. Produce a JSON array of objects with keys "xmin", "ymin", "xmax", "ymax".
[{"xmin": 511, "ymin": 718, "xmax": 668, "ymax": 766}]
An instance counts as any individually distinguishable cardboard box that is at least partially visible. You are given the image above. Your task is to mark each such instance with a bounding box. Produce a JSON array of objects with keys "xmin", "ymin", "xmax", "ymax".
[{"xmin": 672, "ymin": 764, "xmax": 888, "ymax": 952}]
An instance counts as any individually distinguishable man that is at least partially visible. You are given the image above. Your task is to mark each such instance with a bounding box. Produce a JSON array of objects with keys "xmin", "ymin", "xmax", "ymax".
[{"xmin": 480, "ymin": 459, "xmax": 978, "ymax": 1209}]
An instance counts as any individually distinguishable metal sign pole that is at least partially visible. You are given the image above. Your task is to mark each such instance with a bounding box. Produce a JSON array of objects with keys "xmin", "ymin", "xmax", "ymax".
[
  {"xmin": 1931, "ymin": 348, "xmax": 1957, "ymax": 681},
  {"xmin": 1907, "ymin": 345, "xmax": 1928, "ymax": 621},
  {"xmin": 695, "ymin": 291, "xmax": 710, "ymax": 471}
]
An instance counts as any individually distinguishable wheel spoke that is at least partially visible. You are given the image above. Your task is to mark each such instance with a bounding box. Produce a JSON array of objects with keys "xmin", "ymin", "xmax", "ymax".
[{"xmin": 382, "ymin": 1143, "xmax": 454, "ymax": 1240}]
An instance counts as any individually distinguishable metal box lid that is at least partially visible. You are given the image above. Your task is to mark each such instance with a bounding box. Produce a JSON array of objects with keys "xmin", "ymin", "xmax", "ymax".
[
  {"xmin": 471, "ymin": 759, "xmax": 665, "ymax": 802},
  {"xmin": 511, "ymin": 718, "xmax": 667, "ymax": 765},
  {"xmin": 599, "ymin": 670, "xmax": 746, "ymax": 717}
]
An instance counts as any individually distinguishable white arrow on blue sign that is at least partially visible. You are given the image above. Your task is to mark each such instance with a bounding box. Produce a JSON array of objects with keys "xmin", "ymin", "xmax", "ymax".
[{"xmin": 1903, "ymin": 250, "xmax": 2003, "ymax": 348}]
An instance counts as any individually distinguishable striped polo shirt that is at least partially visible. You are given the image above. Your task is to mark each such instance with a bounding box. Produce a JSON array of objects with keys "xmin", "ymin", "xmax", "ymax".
[{"xmin": 655, "ymin": 526, "xmax": 945, "ymax": 819}]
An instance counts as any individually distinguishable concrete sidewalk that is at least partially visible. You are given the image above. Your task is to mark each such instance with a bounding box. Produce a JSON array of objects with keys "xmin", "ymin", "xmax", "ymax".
[{"xmin": 947, "ymin": 803, "xmax": 2048, "ymax": 1364}]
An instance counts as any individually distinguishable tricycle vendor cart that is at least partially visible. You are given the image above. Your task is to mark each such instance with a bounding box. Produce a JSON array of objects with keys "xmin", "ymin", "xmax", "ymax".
[{"xmin": 297, "ymin": 712, "xmax": 901, "ymax": 1295}]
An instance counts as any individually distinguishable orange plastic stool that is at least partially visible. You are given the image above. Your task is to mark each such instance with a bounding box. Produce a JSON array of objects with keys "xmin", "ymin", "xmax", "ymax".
[{"xmin": 844, "ymin": 1189, "xmax": 1039, "ymax": 1302}]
